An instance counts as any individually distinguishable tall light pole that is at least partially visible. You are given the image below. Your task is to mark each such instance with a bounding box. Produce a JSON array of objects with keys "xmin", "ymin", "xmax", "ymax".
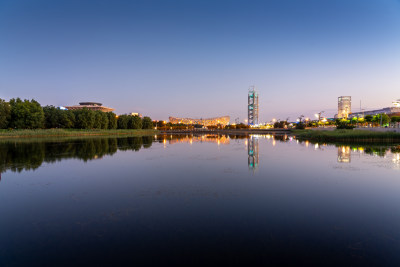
[
  {"xmin": 315, "ymin": 111, "xmax": 325, "ymax": 121},
  {"xmin": 314, "ymin": 111, "xmax": 325, "ymax": 127}
]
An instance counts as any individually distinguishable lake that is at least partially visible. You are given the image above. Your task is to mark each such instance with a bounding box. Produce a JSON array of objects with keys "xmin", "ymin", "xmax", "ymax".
[{"xmin": 1, "ymin": 134, "xmax": 400, "ymax": 266}]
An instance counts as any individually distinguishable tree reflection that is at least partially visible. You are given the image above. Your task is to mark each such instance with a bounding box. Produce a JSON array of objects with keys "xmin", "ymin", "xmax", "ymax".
[{"xmin": 0, "ymin": 136, "xmax": 153, "ymax": 174}]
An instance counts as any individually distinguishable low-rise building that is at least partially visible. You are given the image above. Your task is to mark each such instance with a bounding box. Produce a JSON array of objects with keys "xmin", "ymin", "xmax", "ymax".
[
  {"xmin": 349, "ymin": 107, "xmax": 400, "ymax": 118},
  {"xmin": 169, "ymin": 116, "xmax": 230, "ymax": 126},
  {"xmin": 65, "ymin": 102, "xmax": 114, "ymax": 112}
]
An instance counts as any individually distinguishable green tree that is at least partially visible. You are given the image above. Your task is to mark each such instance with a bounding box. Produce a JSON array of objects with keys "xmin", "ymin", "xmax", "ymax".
[
  {"xmin": 364, "ymin": 115, "xmax": 373, "ymax": 122},
  {"xmin": 335, "ymin": 119, "xmax": 354, "ymax": 129},
  {"xmin": 0, "ymin": 99, "xmax": 11, "ymax": 129},
  {"xmin": 107, "ymin": 112, "xmax": 117, "ymax": 129},
  {"xmin": 128, "ymin": 115, "xmax": 142, "ymax": 129},
  {"xmin": 93, "ymin": 111, "xmax": 103, "ymax": 129},
  {"xmin": 9, "ymin": 98, "xmax": 44, "ymax": 129},
  {"xmin": 74, "ymin": 108, "xmax": 95, "ymax": 129},
  {"xmin": 60, "ymin": 110, "xmax": 75, "ymax": 128},
  {"xmin": 373, "ymin": 113, "xmax": 390, "ymax": 125},
  {"xmin": 43, "ymin": 105, "xmax": 60, "ymax": 128},
  {"xmin": 391, "ymin": 116, "xmax": 400, "ymax": 123},
  {"xmin": 142, "ymin": 116, "xmax": 153, "ymax": 129},
  {"xmin": 99, "ymin": 112, "xmax": 109, "ymax": 129},
  {"xmin": 295, "ymin": 122, "xmax": 305, "ymax": 129},
  {"xmin": 117, "ymin": 115, "xmax": 130, "ymax": 129}
]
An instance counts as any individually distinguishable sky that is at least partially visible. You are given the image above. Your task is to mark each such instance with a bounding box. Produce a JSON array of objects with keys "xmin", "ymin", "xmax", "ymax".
[{"xmin": 1, "ymin": 0, "xmax": 399, "ymax": 122}]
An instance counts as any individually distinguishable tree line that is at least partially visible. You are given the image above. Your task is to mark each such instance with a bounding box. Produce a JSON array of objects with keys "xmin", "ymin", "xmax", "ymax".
[{"xmin": 0, "ymin": 98, "xmax": 153, "ymax": 130}]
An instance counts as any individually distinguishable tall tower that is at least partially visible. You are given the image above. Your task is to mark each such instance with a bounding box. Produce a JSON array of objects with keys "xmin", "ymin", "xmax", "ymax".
[
  {"xmin": 338, "ymin": 96, "xmax": 351, "ymax": 119},
  {"xmin": 248, "ymin": 86, "xmax": 259, "ymax": 125}
]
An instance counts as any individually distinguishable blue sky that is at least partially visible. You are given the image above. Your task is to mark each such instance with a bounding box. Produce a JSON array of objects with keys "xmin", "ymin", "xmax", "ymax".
[{"xmin": 1, "ymin": 0, "xmax": 399, "ymax": 122}]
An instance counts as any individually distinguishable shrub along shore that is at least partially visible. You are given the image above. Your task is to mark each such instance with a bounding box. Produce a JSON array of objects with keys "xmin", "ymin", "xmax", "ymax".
[
  {"xmin": 292, "ymin": 129, "xmax": 400, "ymax": 143},
  {"xmin": 0, "ymin": 129, "xmax": 158, "ymax": 138}
]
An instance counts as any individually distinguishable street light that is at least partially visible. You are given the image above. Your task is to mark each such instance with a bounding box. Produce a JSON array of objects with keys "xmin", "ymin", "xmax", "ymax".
[{"xmin": 315, "ymin": 111, "xmax": 325, "ymax": 122}]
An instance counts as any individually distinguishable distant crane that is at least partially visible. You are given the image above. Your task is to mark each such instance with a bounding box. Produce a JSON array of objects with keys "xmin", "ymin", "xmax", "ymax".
[{"xmin": 235, "ymin": 117, "xmax": 240, "ymax": 124}]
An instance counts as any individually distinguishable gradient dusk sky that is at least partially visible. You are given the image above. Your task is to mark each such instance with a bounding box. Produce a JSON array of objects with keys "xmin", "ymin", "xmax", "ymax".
[{"xmin": 1, "ymin": 0, "xmax": 399, "ymax": 122}]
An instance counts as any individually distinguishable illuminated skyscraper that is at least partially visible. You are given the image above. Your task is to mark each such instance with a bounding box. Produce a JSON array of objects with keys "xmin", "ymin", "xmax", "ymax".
[
  {"xmin": 338, "ymin": 96, "xmax": 351, "ymax": 119},
  {"xmin": 248, "ymin": 86, "xmax": 259, "ymax": 125}
]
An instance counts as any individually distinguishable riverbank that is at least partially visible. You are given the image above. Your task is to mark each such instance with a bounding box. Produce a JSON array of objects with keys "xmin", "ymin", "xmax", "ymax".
[
  {"xmin": 292, "ymin": 129, "xmax": 400, "ymax": 143},
  {"xmin": 0, "ymin": 129, "xmax": 158, "ymax": 138}
]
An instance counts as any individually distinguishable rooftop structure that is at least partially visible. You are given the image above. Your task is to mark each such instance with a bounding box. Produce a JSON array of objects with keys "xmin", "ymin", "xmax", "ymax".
[
  {"xmin": 248, "ymin": 86, "xmax": 259, "ymax": 125},
  {"xmin": 65, "ymin": 102, "xmax": 114, "ymax": 112},
  {"xmin": 169, "ymin": 116, "xmax": 230, "ymax": 126},
  {"xmin": 349, "ymin": 107, "xmax": 400, "ymax": 118}
]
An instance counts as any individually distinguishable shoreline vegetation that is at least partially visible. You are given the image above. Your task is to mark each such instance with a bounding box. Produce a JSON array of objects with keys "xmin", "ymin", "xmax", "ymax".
[
  {"xmin": 0, "ymin": 129, "xmax": 158, "ymax": 138},
  {"xmin": 292, "ymin": 129, "xmax": 400, "ymax": 143}
]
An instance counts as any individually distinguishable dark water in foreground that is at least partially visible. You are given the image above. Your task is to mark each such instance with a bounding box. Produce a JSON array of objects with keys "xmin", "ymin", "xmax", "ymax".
[{"xmin": 1, "ymin": 134, "xmax": 400, "ymax": 266}]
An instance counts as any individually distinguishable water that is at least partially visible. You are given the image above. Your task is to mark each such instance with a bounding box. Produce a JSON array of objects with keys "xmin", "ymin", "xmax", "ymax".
[{"xmin": 1, "ymin": 134, "xmax": 400, "ymax": 266}]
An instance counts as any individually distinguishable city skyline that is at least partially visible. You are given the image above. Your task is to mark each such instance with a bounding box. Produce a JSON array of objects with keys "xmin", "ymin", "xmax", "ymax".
[{"xmin": 1, "ymin": 0, "xmax": 399, "ymax": 121}]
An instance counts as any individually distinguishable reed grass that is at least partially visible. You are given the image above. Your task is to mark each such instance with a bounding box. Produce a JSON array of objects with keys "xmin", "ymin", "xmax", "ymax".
[{"xmin": 0, "ymin": 129, "xmax": 158, "ymax": 138}]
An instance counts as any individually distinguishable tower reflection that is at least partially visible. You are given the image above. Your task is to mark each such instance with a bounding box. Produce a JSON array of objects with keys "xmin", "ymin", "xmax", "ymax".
[{"xmin": 248, "ymin": 136, "xmax": 259, "ymax": 170}]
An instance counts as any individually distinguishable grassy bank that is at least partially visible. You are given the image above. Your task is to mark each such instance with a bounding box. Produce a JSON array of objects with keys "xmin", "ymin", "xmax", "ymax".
[
  {"xmin": 0, "ymin": 129, "xmax": 158, "ymax": 138},
  {"xmin": 292, "ymin": 129, "xmax": 400, "ymax": 143}
]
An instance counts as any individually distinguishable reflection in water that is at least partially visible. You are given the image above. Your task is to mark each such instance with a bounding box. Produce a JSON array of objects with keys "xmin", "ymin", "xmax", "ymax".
[
  {"xmin": 2, "ymin": 134, "xmax": 400, "ymax": 265},
  {"xmin": 248, "ymin": 136, "xmax": 259, "ymax": 170},
  {"xmin": 1, "ymin": 134, "xmax": 400, "ymax": 177},
  {"xmin": 337, "ymin": 146, "xmax": 351, "ymax": 163},
  {"xmin": 163, "ymin": 134, "xmax": 230, "ymax": 145},
  {"xmin": 0, "ymin": 136, "xmax": 153, "ymax": 174}
]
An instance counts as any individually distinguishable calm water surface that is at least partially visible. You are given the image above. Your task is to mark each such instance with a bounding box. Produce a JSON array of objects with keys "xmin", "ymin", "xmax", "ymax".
[{"xmin": 1, "ymin": 134, "xmax": 400, "ymax": 266}]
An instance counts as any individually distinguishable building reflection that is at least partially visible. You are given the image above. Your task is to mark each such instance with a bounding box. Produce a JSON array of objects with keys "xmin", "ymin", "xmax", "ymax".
[
  {"xmin": 248, "ymin": 136, "xmax": 259, "ymax": 170},
  {"xmin": 337, "ymin": 146, "xmax": 351, "ymax": 163},
  {"xmin": 164, "ymin": 135, "xmax": 230, "ymax": 145}
]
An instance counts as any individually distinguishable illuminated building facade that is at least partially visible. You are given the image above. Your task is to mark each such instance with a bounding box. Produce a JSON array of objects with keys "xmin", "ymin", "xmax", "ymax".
[
  {"xmin": 169, "ymin": 116, "xmax": 230, "ymax": 126},
  {"xmin": 337, "ymin": 96, "xmax": 351, "ymax": 119},
  {"xmin": 130, "ymin": 112, "xmax": 143, "ymax": 118},
  {"xmin": 65, "ymin": 102, "xmax": 114, "ymax": 112},
  {"xmin": 248, "ymin": 86, "xmax": 259, "ymax": 125}
]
